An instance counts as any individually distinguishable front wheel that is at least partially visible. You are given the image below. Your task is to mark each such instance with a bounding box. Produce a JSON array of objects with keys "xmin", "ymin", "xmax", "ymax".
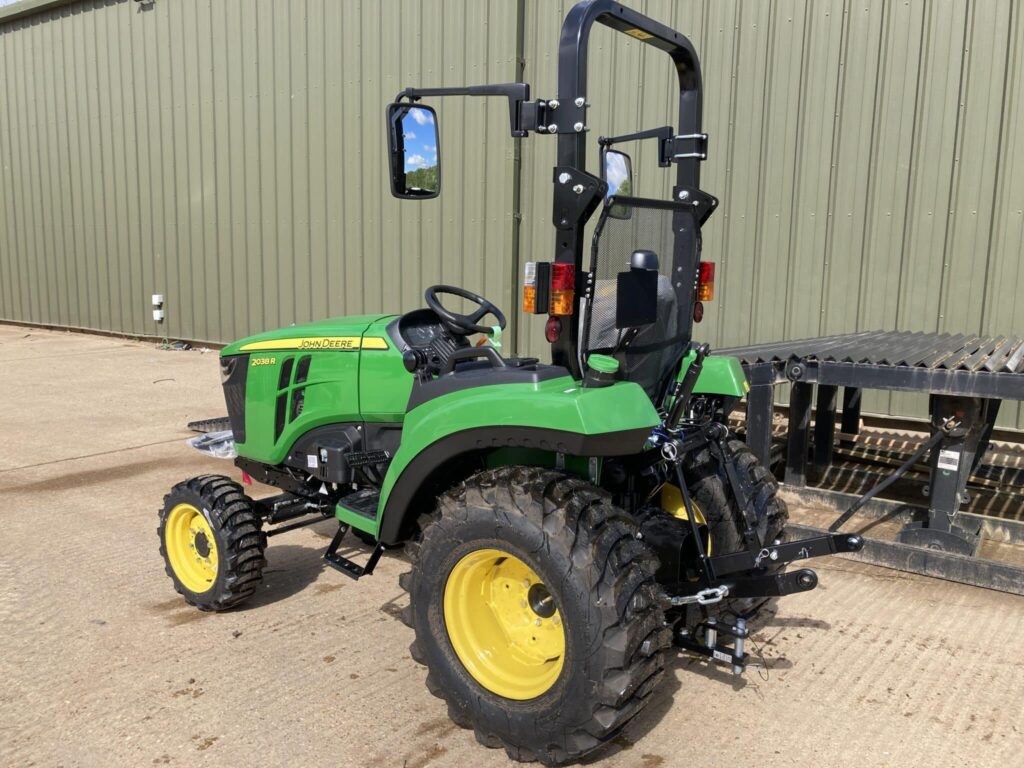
[
  {"xmin": 400, "ymin": 467, "xmax": 671, "ymax": 765},
  {"xmin": 159, "ymin": 475, "xmax": 267, "ymax": 611}
]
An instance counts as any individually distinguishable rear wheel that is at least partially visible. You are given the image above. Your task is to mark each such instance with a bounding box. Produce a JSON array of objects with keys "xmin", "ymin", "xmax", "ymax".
[
  {"xmin": 683, "ymin": 437, "xmax": 789, "ymax": 619},
  {"xmin": 684, "ymin": 437, "xmax": 788, "ymax": 554},
  {"xmin": 400, "ymin": 466, "xmax": 671, "ymax": 765},
  {"xmin": 159, "ymin": 475, "xmax": 267, "ymax": 611}
]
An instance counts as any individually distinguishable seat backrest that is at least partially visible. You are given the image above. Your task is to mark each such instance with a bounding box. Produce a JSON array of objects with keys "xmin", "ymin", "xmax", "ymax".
[{"xmin": 584, "ymin": 275, "xmax": 683, "ymax": 400}]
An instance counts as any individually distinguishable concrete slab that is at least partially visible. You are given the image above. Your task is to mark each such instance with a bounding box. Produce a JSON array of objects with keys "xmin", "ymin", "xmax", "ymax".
[{"xmin": 1, "ymin": 325, "xmax": 1021, "ymax": 767}]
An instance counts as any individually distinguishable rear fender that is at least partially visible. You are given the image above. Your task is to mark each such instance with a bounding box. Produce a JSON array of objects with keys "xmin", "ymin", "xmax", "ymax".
[
  {"xmin": 682, "ymin": 352, "xmax": 749, "ymax": 397},
  {"xmin": 370, "ymin": 376, "xmax": 659, "ymax": 544}
]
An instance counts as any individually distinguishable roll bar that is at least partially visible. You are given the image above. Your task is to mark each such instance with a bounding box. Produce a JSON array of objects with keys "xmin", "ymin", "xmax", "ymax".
[
  {"xmin": 549, "ymin": 0, "xmax": 706, "ymax": 376},
  {"xmin": 393, "ymin": 1, "xmax": 711, "ymax": 379}
]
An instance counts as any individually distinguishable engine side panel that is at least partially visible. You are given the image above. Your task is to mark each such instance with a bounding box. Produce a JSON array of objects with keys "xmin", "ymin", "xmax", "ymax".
[{"xmin": 224, "ymin": 314, "xmax": 402, "ymax": 464}]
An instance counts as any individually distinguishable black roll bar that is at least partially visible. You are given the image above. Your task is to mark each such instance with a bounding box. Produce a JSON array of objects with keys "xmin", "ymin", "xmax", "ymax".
[{"xmin": 549, "ymin": 0, "xmax": 706, "ymax": 377}]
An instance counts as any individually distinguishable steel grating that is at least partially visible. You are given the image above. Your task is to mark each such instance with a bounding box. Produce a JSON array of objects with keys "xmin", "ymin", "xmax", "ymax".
[{"xmin": 723, "ymin": 331, "xmax": 1024, "ymax": 374}]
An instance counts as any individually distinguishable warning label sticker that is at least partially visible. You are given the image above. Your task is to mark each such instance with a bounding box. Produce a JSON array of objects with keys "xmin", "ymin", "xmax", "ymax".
[{"xmin": 937, "ymin": 449, "xmax": 961, "ymax": 472}]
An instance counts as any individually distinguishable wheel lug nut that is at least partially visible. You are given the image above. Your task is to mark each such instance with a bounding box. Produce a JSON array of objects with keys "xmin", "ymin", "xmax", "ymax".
[
  {"xmin": 520, "ymin": 600, "xmax": 527, "ymax": 609},
  {"xmin": 535, "ymin": 618, "xmax": 542, "ymax": 626},
  {"xmin": 522, "ymin": 579, "xmax": 530, "ymax": 588}
]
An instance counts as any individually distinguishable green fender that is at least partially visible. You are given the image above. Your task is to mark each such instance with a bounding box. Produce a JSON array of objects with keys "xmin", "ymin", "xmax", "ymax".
[
  {"xmin": 682, "ymin": 352, "xmax": 749, "ymax": 397},
  {"xmin": 360, "ymin": 376, "xmax": 660, "ymax": 543}
]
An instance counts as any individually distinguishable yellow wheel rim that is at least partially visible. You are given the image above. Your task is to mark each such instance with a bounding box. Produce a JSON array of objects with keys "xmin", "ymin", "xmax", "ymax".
[
  {"xmin": 662, "ymin": 484, "xmax": 712, "ymax": 554},
  {"xmin": 443, "ymin": 548, "xmax": 565, "ymax": 700},
  {"xmin": 165, "ymin": 503, "xmax": 219, "ymax": 594}
]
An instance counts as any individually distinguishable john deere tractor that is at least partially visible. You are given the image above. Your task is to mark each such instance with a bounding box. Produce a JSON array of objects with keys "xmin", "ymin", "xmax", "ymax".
[{"xmin": 160, "ymin": 1, "xmax": 862, "ymax": 763}]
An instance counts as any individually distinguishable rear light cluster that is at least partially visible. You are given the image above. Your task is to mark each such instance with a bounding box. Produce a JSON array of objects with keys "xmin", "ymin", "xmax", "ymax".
[
  {"xmin": 697, "ymin": 261, "xmax": 715, "ymax": 301},
  {"xmin": 523, "ymin": 261, "xmax": 575, "ymax": 316},
  {"xmin": 693, "ymin": 260, "xmax": 715, "ymax": 323}
]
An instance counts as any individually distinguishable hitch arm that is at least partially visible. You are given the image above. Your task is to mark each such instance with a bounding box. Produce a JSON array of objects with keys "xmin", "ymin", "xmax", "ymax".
[{"xmin": 709, "ymin": 531, "xmax": 864, "ymax": 578}]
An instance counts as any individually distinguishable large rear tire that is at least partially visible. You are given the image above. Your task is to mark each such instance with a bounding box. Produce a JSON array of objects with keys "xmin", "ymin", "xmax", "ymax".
[
  {"xmin": 159, "ymin": 475, "xmax": 267, "ymax": 611},
  {"xmin": 400, "ymin": 466, "xmax": 671, "ymax": 765},
  {"xmin": 683, "ymin": 437, "xmax": 788, "ymax": 621},
  {"xmin": 684, "ymin": 437, "xmax": 788, "ymax": 554}
]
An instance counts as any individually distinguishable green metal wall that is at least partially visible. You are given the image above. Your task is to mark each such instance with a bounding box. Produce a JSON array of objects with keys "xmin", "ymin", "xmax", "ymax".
[
  {"xmin": 516, "ymin": 0, "xmax": 1024, "ymax": 428},
  {"xmin": 0, "ymin": 0, "xmax": 519, "ymax": 343},
  {"xmin": 2, "ymin": 0, "xmax": 1022, "ymax": 426}
]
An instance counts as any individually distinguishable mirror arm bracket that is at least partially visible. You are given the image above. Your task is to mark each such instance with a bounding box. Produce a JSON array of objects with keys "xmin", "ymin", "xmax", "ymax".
[
  {"xmin": 395, "ymin": 83, "xmax": 591, "ymax": 138},
  {"xmin": 397, "ymin": 83, "xmax": 539, "ymax": 138},
  {"xmin": 599, "ymin": 126, "xmax": 675, "ymax": 167}
]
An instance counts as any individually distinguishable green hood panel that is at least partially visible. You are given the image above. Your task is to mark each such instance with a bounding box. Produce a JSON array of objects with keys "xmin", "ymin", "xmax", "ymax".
[
  {"xmin": 221, "ymin": 314, "xmax": 396, "ymax": 356},
  {"xmin": 226, "ymin": 313, "xmax": 404, "ymax": 464}
]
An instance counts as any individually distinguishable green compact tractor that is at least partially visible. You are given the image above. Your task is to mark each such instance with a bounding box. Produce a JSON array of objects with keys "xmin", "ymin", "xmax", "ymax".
[{"xmin": 160, "ymin": 1, "xmax": 863, "ymax": 763}]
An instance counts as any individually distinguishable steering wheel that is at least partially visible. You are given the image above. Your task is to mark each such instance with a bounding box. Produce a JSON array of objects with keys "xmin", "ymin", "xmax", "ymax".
[{"xmin": 424, "ymin": 284, "xmax": 507, "ymax": 337}]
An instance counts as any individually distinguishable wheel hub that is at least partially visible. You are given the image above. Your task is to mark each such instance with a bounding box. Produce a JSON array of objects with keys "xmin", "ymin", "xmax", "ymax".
[
  {"xmin": 527, "ymin": 583, "xmax": 556, "ymax": 619},
  {"xmin": 164, "ymin": 503, "xmax": 219, "ymax": 594},
  {"xmin": 194, "ymin": 531, "xmax": 211, "ymax": 558},
  {"xmin": 443, "ymin": 548, "xmax": 565, "ymax": 700}
]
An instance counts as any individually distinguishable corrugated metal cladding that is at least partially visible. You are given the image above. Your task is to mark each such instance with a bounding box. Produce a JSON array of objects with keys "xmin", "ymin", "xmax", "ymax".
[
  {"xmin": 0, "ymin": 0, "xmax": 519, "ymax": 344},
  {"xmin": 1, "ymin": 0, "xmax": 1022, "ymax": 428},
  {"xmin": 517, "ymin": 0, "xmax": 1024, "ymax": 429}
]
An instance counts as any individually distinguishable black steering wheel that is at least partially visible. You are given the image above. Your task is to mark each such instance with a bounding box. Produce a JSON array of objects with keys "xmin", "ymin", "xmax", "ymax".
[{"xmin": 424, "ymin": 284, "xmax": 507, "ymax": 336}]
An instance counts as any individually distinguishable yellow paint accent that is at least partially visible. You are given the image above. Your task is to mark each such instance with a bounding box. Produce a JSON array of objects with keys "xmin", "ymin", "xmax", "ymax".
[
  {"xmin": 662, "ymin": 484, "xmax": 712, "ymax": 555},
  {"xmin": 239, "ymin": 336, "xmax": 389, "ymax": 352},
  {"xmin": 165, "ymin": 503, "xmax": 219, "ymax": 594},
  {"xmin": 443, "ymin": 548, "xmax": 565, "ymax": 700},
  {"xmin": 624, "ymin": 28, "xmax": 655, "ymax": 40}
]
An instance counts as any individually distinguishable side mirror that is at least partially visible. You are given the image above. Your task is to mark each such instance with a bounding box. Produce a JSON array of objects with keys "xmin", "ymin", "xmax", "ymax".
[
  {"xmin": 387, "ymin": 103, "xmax": 440, "ymax": 199},
  {"xmin": 601, "ymin": 149, "xmax": 633, "ymax": 220}
]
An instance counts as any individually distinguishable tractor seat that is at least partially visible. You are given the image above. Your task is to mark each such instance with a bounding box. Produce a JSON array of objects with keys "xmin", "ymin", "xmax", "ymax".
[{"xmin": 584, "ymin": 275, "xmax": 684, "ymax": 399}]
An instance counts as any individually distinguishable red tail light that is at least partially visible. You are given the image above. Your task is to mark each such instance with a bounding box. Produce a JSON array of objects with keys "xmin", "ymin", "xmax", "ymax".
[
  {"xmin": 549, "ymin": 263, "xmax": 575, "ymax": 315},
  {"xmin": 697, "ymin": 261, "xmax": 715, "ymax": 301}
]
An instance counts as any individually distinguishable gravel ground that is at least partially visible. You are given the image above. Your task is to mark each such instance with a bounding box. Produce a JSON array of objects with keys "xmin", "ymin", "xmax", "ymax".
[{"xmin": 1, "ymin": 325, "xmax": 1022, "ymax": 768}]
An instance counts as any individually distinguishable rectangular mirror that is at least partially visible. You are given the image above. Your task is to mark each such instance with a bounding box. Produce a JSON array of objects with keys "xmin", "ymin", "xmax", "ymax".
[
  {"xmin": 387, "ymin": 103, "xmax": 440, "ymax": 199},
  {"xmin": 601, "ymin": 149, "xmax": 633, "ymax": 219}
]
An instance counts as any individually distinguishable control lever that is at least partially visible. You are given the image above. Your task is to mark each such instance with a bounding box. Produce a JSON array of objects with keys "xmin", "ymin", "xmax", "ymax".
[{"xmin": 666, "ymin": 343, "xmax": 710, "ymax": 428}]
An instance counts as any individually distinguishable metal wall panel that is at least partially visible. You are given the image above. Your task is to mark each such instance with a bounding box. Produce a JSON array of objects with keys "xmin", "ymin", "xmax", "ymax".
[
  {"xmin": 0, "ymin": 0, "xmax": 519, "ymax": 343},
  {"xmin": 515, "ymin": 0, "xmax": 1023, "ymax": 428},
  {"xmin": 2, "ymin": 0, "xmax": 1022, "ymax": 427}
]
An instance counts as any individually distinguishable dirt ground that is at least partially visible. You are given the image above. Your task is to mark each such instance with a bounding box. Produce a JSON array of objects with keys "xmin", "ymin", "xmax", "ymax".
[{"xmin": 1, "ymin": 324, "xmax": 1022, "ymax": 768}]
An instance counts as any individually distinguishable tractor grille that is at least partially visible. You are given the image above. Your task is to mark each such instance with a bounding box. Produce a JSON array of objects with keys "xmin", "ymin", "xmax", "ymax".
[
  {"xmin": 220, "ymin": 354, "xmax": 248, "ymax": 443},
  {"xmin": 583, "ymin": 198, "xmax": 691, "ymax": 400}
]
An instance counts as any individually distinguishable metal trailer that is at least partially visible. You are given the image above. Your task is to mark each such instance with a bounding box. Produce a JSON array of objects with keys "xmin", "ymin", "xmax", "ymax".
[{"xmin": 722, "ymin": 330, "xmax": 1024, "ymax": 593}]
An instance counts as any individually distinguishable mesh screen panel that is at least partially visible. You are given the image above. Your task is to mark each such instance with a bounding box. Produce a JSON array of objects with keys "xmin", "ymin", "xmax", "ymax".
[{"xmin": 582, "ymin": 201, "xmax": 687, "ymax": 399}]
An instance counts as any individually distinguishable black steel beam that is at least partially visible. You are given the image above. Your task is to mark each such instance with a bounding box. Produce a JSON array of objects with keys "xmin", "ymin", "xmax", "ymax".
[
  {"xmin": 840, "ymin": 386, "xmax": 862, "ymax": 438},
  {"xmin": 745, "ymin": 384, "xmax": 774, "ymax": 466},
  {"xmin": 787, "ymin": 522, "xmax": 1024, "ymax": 597},
  {"xmin": 814, "ymin": 384, "xmax": 838, "ymax": 471},
  {"xmin": 785, "ymin": 382, "xmax": 813, "ymax": 487}
]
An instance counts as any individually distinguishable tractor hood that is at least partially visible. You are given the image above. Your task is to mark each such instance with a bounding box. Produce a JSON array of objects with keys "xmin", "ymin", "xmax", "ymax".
[{"xmin": 221, "ymin": 314, "xmax": 396, "ymax": 356}]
